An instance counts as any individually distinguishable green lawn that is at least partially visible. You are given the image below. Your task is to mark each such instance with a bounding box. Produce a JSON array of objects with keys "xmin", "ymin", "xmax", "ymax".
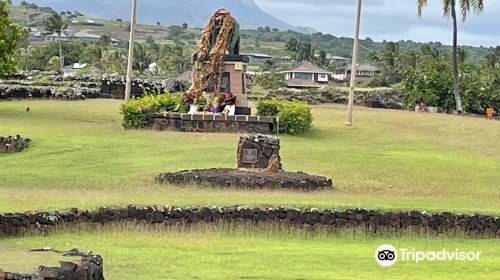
[
  {"xmin": 1, "ymin": 99, "xmax": 500, "ymax": 214},
  {"xmin": 1, "ymin": 225, "xmax": 499, "ymax": 280},
  {"xmin": 1, "ymin": 99, "xmax": 500, "ymax": 279}
]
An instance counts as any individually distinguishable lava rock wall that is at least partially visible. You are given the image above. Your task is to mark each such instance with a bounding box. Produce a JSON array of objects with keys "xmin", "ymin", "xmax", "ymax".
[{"xmin": 0, "ymin": 206, "xmax": 498, "ymax": 237}]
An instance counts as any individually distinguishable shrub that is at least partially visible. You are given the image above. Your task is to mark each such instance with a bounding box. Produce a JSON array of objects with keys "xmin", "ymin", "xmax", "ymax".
[
  {"xmin": 120, "ymin": 93, "xmax": 181, "ymax": 128},
  {"xmin": 257, "ymin": 99, "xmax": 313, "ymax": 134}
]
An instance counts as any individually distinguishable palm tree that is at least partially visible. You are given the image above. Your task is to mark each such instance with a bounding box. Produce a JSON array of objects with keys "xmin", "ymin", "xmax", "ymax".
[
  {"xmin": 417, "ymin": 0, "xmax": 484, "ymax": 113},
  {"xmin": 17, "ymin": 29, "xmax": 31, "ymax": 71},
  {"xmin": 133, "ymin": 43, "xmax": 155, "ymax": 74},
  {"xmin": 44, "ymin": 13, "xmax": 69, "ymax": 73}
]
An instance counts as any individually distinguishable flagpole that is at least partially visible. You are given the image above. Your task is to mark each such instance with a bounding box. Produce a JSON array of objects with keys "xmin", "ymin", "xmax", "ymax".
[
  {"xmin": 346, "ymin": 0, "xmax": 362, "ymax": 126},
  {"xmin": 125, "ymin": 0, "xmax": 138, "ymax": 101}
]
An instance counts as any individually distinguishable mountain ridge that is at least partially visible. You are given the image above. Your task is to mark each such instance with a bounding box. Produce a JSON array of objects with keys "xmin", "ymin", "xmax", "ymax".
[{"xmin": 13, "ymin": 0, "xmax": 315, "ymax": 33}]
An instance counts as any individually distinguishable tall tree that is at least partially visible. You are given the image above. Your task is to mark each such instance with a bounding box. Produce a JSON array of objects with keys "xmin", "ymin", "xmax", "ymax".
[
  {"xmin": 0, "ymin": 1, "xmax": 20, "ymax": 77},
  {"xmin": 417, "ymin": 0, "xmax": 484, "ymax": 113},
  {"xmin": 44, "ymin": 13, "xmax": 69, "ymax": 73},
  {"xmin": 17, "ymin": 29, "xmax": 31, "ymax": 71}
]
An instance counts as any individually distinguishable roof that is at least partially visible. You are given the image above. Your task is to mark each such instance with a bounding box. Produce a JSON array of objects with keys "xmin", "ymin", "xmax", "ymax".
[
  {"xmin": 243, "ymin": 53, "xmax": 272, "ymax": 58},
  {"xmin": 63, "ymin": 63, "xmax": 88, "ymax": 70},
  {"xmin": 345, "ymin": 63, "xmax": 378, "ymax": 72},
  {"xmin": 30, "ymin": 31, "xmax": 43, "ymax": 37},
  {"xmin": 74, "ymin": 31, "xmax": 100, "ymax": 39},
  {"xmin": 282, "ymin": 62, "xmax": 332, "ymax": 74},
  {"xmin": 286, "ymin": 79, "xmax": 322, "ymax": 88},
  {"xmin": 328, "ymin": 55, "xmax": 350, "ymax": 61},
  {"xmin": 48, "ymin": 32, "xmax": 71, "ymax": 38},
  {"xmin": 73, "ymin": 63, "xmax": 87, "ymax": 69}
]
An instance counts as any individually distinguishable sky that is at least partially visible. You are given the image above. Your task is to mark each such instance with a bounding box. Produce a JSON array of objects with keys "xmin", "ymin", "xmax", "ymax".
[{"xmin": 254, "ymin": 0, "xmax": 499, "ymax": 47}]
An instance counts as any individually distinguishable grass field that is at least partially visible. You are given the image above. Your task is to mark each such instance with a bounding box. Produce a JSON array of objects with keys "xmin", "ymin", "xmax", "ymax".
[
  {"xmin": 1, "ymin": 99, "xmax": 500, "ymax": 278},
  {"xmin": 1, "ymin": 225, "xmax": 499, "ymax": 280},
  {"xmin": 1, "ymin": 99, "xmax": 500, "ymax": 214}
]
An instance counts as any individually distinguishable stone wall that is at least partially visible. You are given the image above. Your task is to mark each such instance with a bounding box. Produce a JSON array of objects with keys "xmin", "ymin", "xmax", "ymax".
[
  {"xmin": 0, "ymin": 136, "xmax": 30, "ymax": 153},
  {"xmin": 1, "ymin": 206, "xmax": 498, "ymax": 237},
  {"xmin": 151, "ymin": 113, "xmax": 276, "ymax": 134},
  {"xmin": 0, "ymin": 85, "xmax": 92, "ymax": 100},
  {"xmin": 1, "ymin": 249, "xmax": 104, "ymax": 280},
  {"xmin": 261, "ymin": 89, "xmax": 405, "ymax": 110},
  {"xmin": 0, "ymin": 75, "xmax": 189, "ymax": 101}
]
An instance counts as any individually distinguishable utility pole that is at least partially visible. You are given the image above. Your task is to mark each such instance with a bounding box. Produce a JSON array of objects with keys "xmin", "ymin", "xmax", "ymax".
[
  {"xmin": 346, "ymin": 0, "xmax": 362, "ymax": 127},
  {"xmin": 125, "ymin": 0, "xmax": 138, "ymax": 101}
]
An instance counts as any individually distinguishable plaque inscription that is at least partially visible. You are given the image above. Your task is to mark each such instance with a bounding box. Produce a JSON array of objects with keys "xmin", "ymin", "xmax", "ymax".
[{"xmin": 242, "ymin": 149, "xmax": 258, "ymax": 164}]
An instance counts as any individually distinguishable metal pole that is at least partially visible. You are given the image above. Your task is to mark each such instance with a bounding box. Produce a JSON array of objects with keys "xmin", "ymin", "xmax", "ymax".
[
  {"xmin": 125, "ymin": 0, "xmax": 138, "ymax": 101},
  {"xmin": 346, "ymin": 0, "xmax": 362, "ymax": 126}
]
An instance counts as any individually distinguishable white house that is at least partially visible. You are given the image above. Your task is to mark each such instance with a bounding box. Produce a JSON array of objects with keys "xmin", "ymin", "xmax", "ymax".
[{"xmin": 281, "ymin": 62, "xmax": 333, "ymax": 88}]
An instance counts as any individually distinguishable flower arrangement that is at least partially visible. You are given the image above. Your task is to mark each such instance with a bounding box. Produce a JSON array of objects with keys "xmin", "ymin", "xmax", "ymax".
[
  {"xmin": 183, "ymin": 91, "xmax": 204, "ymax": 105},
  {"xmin": 182, "ymin": 91, "xmax": 237, "ymax": 113}
]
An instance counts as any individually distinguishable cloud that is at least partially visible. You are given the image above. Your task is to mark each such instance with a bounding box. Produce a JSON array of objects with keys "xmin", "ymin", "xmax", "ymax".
[{"xmin": 255, "ymin": 0, "xmax": 499, "ymax": 46}]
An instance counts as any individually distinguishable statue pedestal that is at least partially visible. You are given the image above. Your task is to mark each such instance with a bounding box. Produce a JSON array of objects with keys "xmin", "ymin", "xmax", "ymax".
[{"xmin": 204, "ymin": 55, "xmax": 249, "ymax": 108}]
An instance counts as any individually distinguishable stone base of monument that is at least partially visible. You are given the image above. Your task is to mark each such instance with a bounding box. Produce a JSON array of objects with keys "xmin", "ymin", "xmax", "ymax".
[
  {"xmin": 156, "ymin": 168, "xmax": 332, "ymax": 191},
  {"xmin": 156, "ymin": 134, "xmax": 333, "ymax": 191},
  {"xmin": 151, "ymin": 113, "xmax": 276, "ymax": 134}
]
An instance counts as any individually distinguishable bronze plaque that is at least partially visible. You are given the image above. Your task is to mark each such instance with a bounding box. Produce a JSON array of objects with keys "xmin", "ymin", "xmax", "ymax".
[{"xmin": 242, "ymin": 149, "xmax": 258, "ymax": 164}]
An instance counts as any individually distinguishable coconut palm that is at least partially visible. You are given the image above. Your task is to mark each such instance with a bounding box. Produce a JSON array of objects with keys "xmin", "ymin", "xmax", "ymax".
[
  {"xmin": 417, "ymin": 0, "xmax": 484, "ymax": 113},
  {"xmin": 44, "ymin": 13, "xmax": 69, "ymax": 73},
  {"xmin": 17, "ymin": 29, "xmax": 31, "ymax": 71}
]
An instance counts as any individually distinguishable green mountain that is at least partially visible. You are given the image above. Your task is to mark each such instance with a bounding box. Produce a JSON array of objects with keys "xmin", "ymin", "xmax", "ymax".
[{"xmin": 9, "ymin": 2, "xmax": 493, "ymax": 63}]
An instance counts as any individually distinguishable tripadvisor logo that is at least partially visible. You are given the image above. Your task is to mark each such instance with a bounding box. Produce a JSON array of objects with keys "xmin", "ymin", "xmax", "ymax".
[
  {"xmin": 375, "ymin": 244, "xmax": 482, "ymax": 267},
  {"xmin": 375, "ymin": 244, "xmax": 398, "ymax": 267}
]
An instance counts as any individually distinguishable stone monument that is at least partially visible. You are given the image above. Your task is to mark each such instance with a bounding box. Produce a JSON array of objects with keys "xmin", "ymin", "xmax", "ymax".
[
  {"xmin": 237, "ymin": 134, "xmax": 282, "ymax": 170},
  {"xmin": 156, "ymin": 134, "xmax": 332, "ymax": 190},
  {"xmin": 188, "ymin": 8, "xmax": 249, "ymax": 110}
]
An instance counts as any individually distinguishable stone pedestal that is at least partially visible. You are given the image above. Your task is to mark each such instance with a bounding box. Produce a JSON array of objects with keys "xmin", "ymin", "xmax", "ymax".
[
  {"xmin": 203, "ymin": 55, "xmax": 249, "ymax": 107},
  {"xmin": 237, "ymin": 134, "xmax": 282, "ymax": 169}
]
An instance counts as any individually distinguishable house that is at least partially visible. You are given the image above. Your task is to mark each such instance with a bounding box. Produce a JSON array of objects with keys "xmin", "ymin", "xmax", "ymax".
[
  {"xmin": 85, "ymin": 19, "xmax": 96, "ymax": 24},
  {"xmin": 29, "ymin": 31, "xmax": 44, "ymax": 42},
  {"xmin": 243, "ymin": 53, "xmax": 272, "ymax": 64},
  {"xmin": 328, "ymin": 55, "xmax": 350, "ymax": 64},
  {"xmin": 334, "ymin": 63, "xmax": 378, "ymax": 82},
  {"xmin": 75, "ymin": 31, "xmax": 120, "ymax": 46},
  {"xmin": 63, "ymin": 63, "xmax": 88, "ymax": 78},
  {"xmin": 47, "ymin": 32, "xmax": 72, "ymax": 42},
  {"xmin": 52, "ymin": 31, "xmax": 120, "ymax": 46},
  {"xmin": 281, "ymin": 62, "xmax": 333, "ymax": 88},
  {"xmin": 73, "ymin": 31, "xmax": 100, "ymax": 44}
]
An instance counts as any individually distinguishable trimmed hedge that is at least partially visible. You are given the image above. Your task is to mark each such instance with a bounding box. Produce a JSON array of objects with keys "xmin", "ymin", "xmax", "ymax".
[
  {"xmin": 257, "ymin": 98, "xmax": 313, "ymax": 134},
  {"xmin": 120, "ymin": 93, "xmax": 182, "ymax": 128}
]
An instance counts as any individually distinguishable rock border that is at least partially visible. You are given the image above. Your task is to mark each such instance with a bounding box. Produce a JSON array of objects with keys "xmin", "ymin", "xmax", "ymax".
[
  {"xmin": 0, "ymin": 248, "xmax": 103, "ymax": 280},
  {"xmin": 0, "ymin": 135, "xmax": 30, "ymax": 153},
  {"xmin": 1, "ymin": 206, "xmax": 498, "ymax": 237},
  {"xmin": 156, "ymin": 168, "xmax": 333, "ymax": 191}
]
